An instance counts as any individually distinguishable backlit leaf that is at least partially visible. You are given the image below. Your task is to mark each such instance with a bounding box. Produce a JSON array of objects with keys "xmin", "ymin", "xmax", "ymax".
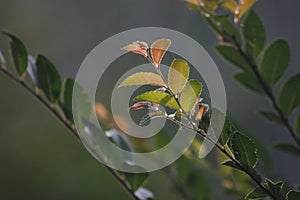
[
  {"xmin": 220, "ymin": 0, "xmax": 237, "ymax": 13},
  {"xmin": 36, "ymin": 54, "xmax": 61, "ymax": 103},
  {"xmin": 272, "ymin": 143, "xmax": 300, "ymax": 156},
  {"xmin": 259, "ymin": 40, "xmax": 290, "ymax": 87},
  {"xmin": 278, "ymin": 74, "xmax": 300, "ymax": 115},
  {"xmin": 233, "ymin": 72, "xmax": 263, "ymax": 93},
  {"xmin": 180, "ymin": 79, "xmax": 202, "ymax": 112},
  {"xmin": 118, "ymin": 72, "xmax": 165, "ymax": 88},
  {"xmin": 134, "ymin": 90, "xmax": 180, "ymax": 110},
  {"xmin": 184, "ymin": 0, "xmax": 200, "ymax": 6},
  {"xmin": 150, "ymin": 39, "xmax": 171, "ymax": 67},
  {"xmin": 215, "ymin": 45, "xmax": 250, "ymax": 71},
  {"xmin": 238, "ymin": 0, "xmax": 258, "ymax": 19},
  {"xmin": 230, "ymin": 132, "xmax": 258, "ymax": 168},
  {"xmin": 242, "ymin": 10, "xmax": 266, "ymax": 60},
  {"xmin": 203, "ymin": 0, "xmax": 219, "ymax": 11},
  {"xmin": 122, "ymin": 41, "xmax": 148, "ymax": 57},
  {"xmin": 3, "ymin": 32, "xmax": 28, "ymax": 76},
  {"xmin": 168, "ymin": 59, "xmax": 189, "ymax": 94}
]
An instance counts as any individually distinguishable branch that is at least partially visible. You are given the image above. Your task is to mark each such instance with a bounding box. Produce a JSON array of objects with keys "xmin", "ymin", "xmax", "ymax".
[
  {"xmin": 0, "ymin": 67, "xmax": 140, "ymax": 200},
  {"xmin": 197, "ymin": 7, "xmax": 300, "ymax": 149}
]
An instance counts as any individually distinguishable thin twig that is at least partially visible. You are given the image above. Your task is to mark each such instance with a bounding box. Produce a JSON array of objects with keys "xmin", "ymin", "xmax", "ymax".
[{"xmin": 0, "ymin": 68, "xmax": 140, "ymax": 200}]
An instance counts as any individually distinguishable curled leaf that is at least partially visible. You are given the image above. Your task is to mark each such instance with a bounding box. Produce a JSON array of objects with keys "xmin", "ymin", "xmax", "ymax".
[
  {"xmin": 129, "ymin": 101, "xmax": 152, "ymax": 111},
  {"xmin": 122, "ymin": 41, "xmax": 148, "ymax": 57},
  {"xmin": 150, "ymin": 38, "xmax": 171, "ymax": 67},
  {"xmin": 197, "ymin": 103, "xmax": 209, "ymax": 121}
]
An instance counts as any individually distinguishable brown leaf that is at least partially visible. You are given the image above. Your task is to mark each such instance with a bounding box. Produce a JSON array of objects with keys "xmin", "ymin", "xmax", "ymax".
[{"xmin": 150, "ymin": 38, "xmax": 171, "ymax": 67}]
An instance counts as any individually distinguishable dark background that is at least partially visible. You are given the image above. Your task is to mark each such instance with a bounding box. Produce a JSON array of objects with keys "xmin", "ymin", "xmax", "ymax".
[{"xmin": 0, "ymin": 0, "xmax": 299, "ymax": 199}]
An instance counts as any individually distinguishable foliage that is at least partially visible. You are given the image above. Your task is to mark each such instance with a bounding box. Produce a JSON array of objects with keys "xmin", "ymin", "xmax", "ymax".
[{"xmin": 1, "ymin": 1, "xmax": 300, "ymax": 200}]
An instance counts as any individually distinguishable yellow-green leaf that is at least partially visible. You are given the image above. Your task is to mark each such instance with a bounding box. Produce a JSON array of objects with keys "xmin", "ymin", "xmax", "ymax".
[
  {"xmin": 134, "ymin": 90, "xmax": 180, "ymax": 110},
  {"xmin": 238, "ymin": 0, "xmax": 258, "ymax": 19},
  {"xmin": 150, "ymin": 38, "xmax": 171, "ymax": 67},
  {"xmin": 220, "ymin": 0, "xmax": 238, "ymax": 13},
  {"xmin": 168, "ymin": 59, "xmax": 189, "ymax": 94},
  {"xmin": 203, "ymin": 0, "xmax": 219, "ymax": 11},
  {"xmin": 118, "ymin": 72, "xmax": 165, "ymax": 88},
  {"xmin": 185, "ymin": 0, "xmax": 200, "ymax": 6},
  {"xmin": 180, "ymin": 79, "xmax": 202, "ymax": 112}
]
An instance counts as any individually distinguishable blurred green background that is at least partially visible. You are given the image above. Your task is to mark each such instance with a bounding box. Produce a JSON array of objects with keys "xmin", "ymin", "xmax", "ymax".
[{"xmin": 0, "ymin": 0, "xmax": 300, "ymax": 199}]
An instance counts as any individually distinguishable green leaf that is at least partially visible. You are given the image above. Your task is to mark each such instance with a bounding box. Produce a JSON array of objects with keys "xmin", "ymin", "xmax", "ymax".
[
  {"xmin": 27, "ymin": 55, "xmax": 37, "ymax": 84},
  {"xmin": 222, "ymin": 160, "xmax": 241, "ymax": 171},
  {"xmin": 134, "ymin": 188, "xmax": 154, "ymax": 200},
  {"xmin": 245, "ymin": 186, "xmax": 268, "ymax": 199},
  {"xmin": 230, "ymin": 132, "xmax": 258, "ymax": 168},
  {"xmin": 106, "ymin": 129, "xmax": 133, "ymax": 152},
  {"xmin": 119, "ymin": 72, "xmax": 165, "ymax": 88},
  {"xmin": 259, "ymin": 40, "xmax": 290, "ymax": 87},
  {"xmin": 287, "ymin": 190, "xmax": 300, "ymax": 200},
  {"xmin": 258, "ymin": 110, "xmax": 283, "ymax": 124},
  {"xmin": 168, "ymin": 59, "xmax": 189, "ymax": 94},
  {"xmin": 59, "ymin": 78, "xmax": 75, "ymax": 124},
  {"xmin": 279, "ymin": 74, "xmax": 300, "ymax": 115},
  {"xmin": 210, "ymin": 108, "xmax": 232, "ymax": 146},
  {"xmin": 123, "ymin": 162, "xmax": 149, "ymax": 191},
  {"xmin": 134, "ymin": 90, "xmax": 180, "ymax": 110},
  {"xmin": 272, "ymin": 143, "xmax": 300, "ymax": 156},
  {"xmin": 3, "ymin": 32, "xmax": 28, "ymax": 76},
  {"xmin": 216, "ymin": 16, "xmax": 242, "ymax": 46},
  {"xmin": 266, "ymin": 179, "xmax": 284, "ymax": 198},
  {"xmin": 72, "ymin": 83, "xmax": 92, "ymax": 131},
  {"xmin": 242, "ymin": 10, "xmax": 266, "ymax": 59},
  {"xmin": 175, "ymin": 156, "xmax": 211, "ymax": 200},
  {"xmin": 233, "ymin": 72, "xmax": 264, "ymax": 93},
  {"xmin": 296, "ymin": 113, "xmax": 300, "ymax": 136},
  {"xmin": 180, "ymin": 79, "xmax": 202, "ymax": 112},
  {"xmin": 215, "ymin": 45, "xmax": 250, "ymax": 71},
  {"xmin": 203, "ymin": 0, "xmax": 218, "ymax": 11},
  {"xmin": 36, "ymin": 54, "xmax": 62, "ymax": 103}
]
